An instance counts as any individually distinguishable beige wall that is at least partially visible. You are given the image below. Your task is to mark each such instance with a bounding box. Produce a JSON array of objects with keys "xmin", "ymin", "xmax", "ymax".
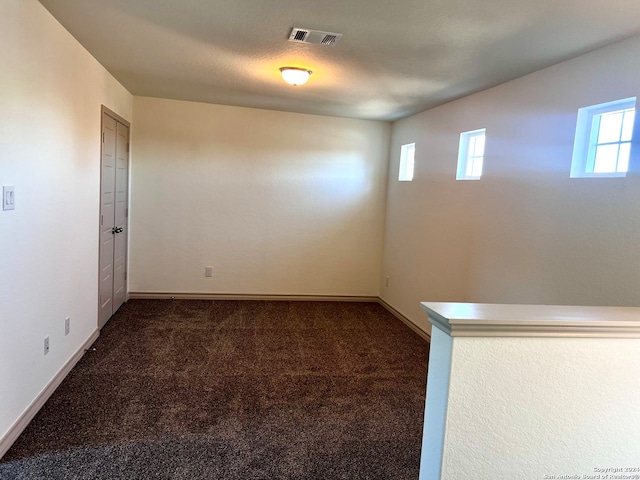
[
  {"xmin": 129, "ymin": 97, "xmax": 390, "ymax": 297},
  {"xmin": 0, "ymin": 0, "xmax": 133, "ymax": 451},
  {"xmin": 381, "ymin": 36, "xmax": 640, "ymax": 335},
  {"xmin": 442, "ymin": 336, "xmax": 640, "ymax": 479}
]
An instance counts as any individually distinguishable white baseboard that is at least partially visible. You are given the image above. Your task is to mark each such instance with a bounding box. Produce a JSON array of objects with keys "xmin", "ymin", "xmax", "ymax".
[
  {"xmin": 378, "ymin": 298, "xmax": 431, "ymax": 342},
  {"xmin": 0, "ymin": 330, "xmax": 99, "ymax": 460},
  {"xmin": 128, "ymin": 292, "xmax": 379, "ymax": 303}
]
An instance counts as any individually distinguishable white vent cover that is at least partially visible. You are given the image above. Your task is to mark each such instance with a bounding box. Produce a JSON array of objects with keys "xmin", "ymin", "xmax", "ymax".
[{"xmin": 288, "ymin": 27, "xmax": 343, "ymax": 46}]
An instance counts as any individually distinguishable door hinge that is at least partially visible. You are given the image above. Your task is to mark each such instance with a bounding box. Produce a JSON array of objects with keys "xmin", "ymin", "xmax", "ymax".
[
  {"xmin": 101, "ymin": 214, "xmax": 104, "ymax": 226},
  {"xmin": 124, "ymin": 272, "xmax": 127, "ymax": 281},
  {"xmin": 102, "ymin": 132, "xmax": 105, "ymax": 143},
  {"xmin": 126, "ymin": 143, "xmax": 130, "ymax": 153},
  {"xmin": 125, "ymin": 208, "xmax": 128, "ymax": 217}
]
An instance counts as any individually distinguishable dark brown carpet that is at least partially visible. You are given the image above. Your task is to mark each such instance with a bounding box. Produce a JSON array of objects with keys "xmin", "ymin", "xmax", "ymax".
[{"xmin": 1, "ymin": 300, "xmax": 429, "ymax": 479}]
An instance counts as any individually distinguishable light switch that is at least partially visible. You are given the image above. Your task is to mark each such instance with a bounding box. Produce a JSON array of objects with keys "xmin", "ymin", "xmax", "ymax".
[{"xmin": 3, "ymin": 185, "xmax": 15, "ymax": 211}]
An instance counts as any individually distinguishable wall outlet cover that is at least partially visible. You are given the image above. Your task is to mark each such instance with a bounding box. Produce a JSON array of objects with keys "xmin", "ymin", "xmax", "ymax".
[{"xmin": 3, "ymin": 185, "xmax": 15, "ymax": 211}]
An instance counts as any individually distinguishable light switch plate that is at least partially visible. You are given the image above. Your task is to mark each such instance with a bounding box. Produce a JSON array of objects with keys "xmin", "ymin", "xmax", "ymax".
[{"xmin": 3, "ymin": 185, "xmax": 15, "ymax": 210}]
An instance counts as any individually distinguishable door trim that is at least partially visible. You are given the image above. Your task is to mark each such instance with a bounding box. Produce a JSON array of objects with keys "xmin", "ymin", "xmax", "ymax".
[{"xmin": 102, "ymin": 105, "xmax": 130, "ymax": 128}]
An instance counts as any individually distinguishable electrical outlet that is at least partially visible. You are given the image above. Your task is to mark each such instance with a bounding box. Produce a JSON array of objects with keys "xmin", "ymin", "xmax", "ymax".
[
  {"xmin": 44, "ymin": 336, "xmax": 49, "ymax": 355},
  {"xmin": 205, "ymin": 266, "xmax": 213, "ymax": 277},
  {"xmin": 385, "ymin": 276, "xmax": 390, "ymax": 287},
  {"xmin": 65, "ymin": 317, "xmax": 70, "ymax": 336}
]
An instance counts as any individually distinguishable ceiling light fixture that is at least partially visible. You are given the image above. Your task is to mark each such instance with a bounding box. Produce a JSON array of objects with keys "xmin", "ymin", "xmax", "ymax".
[{"xmin": 279, "ymin": 67, "xmax": 312, "ymax": 86}]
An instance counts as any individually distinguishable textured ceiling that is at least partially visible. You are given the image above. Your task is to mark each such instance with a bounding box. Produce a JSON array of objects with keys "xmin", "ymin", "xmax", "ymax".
[{"xmin": 38, "ymin": 0, "xmax": 640, "ymax": 121}]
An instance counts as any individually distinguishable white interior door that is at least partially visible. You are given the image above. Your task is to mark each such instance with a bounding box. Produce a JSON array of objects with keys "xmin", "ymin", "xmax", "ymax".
[
  {"xmin": 112, "ymin": 122, "xmax": 129, "ymax": 312},
  {"xmin": 99, "ymin": 110, "xmax": 129, "ymax": 329}
]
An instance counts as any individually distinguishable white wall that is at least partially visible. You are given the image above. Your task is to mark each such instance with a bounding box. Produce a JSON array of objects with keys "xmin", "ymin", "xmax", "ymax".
[
  {"xmin": 443, "ymin": 336, "xmax": 640, "ymax": 479},
  {"xmin": 0, "ymin": 0, "xmax": 132, "ymax": 452},
  {"xmin": 381, "ymin": 36, "xmax": 640, "ymax": 334},
  {"xmin": 130, "ymin": 97, "xmax": 390, "ymax": 297}
]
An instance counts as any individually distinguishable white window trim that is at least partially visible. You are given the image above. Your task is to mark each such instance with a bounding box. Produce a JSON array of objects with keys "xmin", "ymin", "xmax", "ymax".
[
  {"xmin": 399, "ymin": 142, "xmax": 415, "ymax": 182},
  {"xmin": 456, "ymin": 128, "xmax": 486, "ymax": 181},
  {"xmin": 570, "ymin": 97, "xmax": 636, "ymax": 178}
]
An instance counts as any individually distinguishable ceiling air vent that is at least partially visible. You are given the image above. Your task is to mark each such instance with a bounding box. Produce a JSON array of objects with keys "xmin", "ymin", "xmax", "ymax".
[{"xmin": 288, "ymin": 28, "xmax": 343, "ymax": 46}]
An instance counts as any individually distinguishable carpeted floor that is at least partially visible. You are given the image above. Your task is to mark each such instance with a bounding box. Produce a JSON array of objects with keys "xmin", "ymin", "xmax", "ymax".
[{"xmin": 1, "ymin": 300, "xmax": 430, "ymax": 479}]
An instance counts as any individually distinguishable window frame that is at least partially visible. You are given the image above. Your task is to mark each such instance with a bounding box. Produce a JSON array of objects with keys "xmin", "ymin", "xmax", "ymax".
[
  {"xmin": 456, "ymin": 128, "xmax": 486, "ymax": 181},
  {"xmin": 570, "ymin": 97, "xmax": 636, "ymax": 178},
  {"xmin": 398, "ymin": 142, "xmax": 415, "ymax": 182}
]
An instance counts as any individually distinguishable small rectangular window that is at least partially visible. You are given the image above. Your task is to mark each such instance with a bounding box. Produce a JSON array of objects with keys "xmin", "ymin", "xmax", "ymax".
[
  {"xmin": 570, "ymin": 97, "xmax": 636, "ymax": 178},
  {"xmin": 399, "ymin": 143, "xmax": 415, "ymax": 181},
  {"xmin": 457, "ymin": 129, "xmax": 486, "ymax": 180}
]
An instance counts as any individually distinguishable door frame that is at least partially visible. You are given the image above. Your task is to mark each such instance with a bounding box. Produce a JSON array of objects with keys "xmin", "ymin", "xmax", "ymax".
[{"xmin": 99, "ymin": 105, "xmax": 131, "ymax": 328}]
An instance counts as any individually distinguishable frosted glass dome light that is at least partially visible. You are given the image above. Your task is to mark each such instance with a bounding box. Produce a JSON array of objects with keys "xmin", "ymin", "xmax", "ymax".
[{"xmin": 279, "ymin": 67, "xmax": 312, "ymax": 86}]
